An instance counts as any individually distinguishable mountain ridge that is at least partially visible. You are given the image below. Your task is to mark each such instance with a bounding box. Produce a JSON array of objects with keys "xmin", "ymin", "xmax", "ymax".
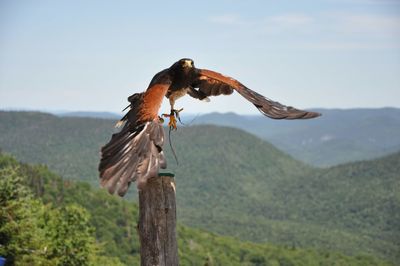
[
  {"xmin": 188, "ymin": 107, "xmax": 400, "ymax": 166},
  {"xmin": 41, "ymin": 107, "xmax": 400, "ymax": 166},
  {"xmin": 0, "ymin": 110, "xmax": 398, "ymax": 262}
]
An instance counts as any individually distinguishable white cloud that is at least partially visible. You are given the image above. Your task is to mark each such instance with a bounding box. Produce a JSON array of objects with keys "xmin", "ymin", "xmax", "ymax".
[
  {"xmin": 209, "ymin": 13, "xmax": 314, "ymax": 29},
  {"xmin": 207, "ymin": 12, "xmax": 400, "ymax": 50},
  {"xmin": 208, "ymin": 14, "xmax": 243, "ymax": 25},
  {"xmin": 299, "ymin": 40, "xmax": 397, "ymax": 51},
  {"xmin": 269, "ymin": 14, "xmax": 314, "ymax": 27},
  {"xmin": 261, "ymin": 13, "xmax": 315, "ymax": 35},
  {"xmin": 335, "ymin": 14, "xmax": 400, "ymax": 35}
]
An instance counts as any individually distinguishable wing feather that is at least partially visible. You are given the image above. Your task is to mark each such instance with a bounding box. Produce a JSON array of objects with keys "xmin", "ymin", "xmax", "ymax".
[
  {"xmin": 99, "ymin": 76, "xmax": 171, "ymax": 196},
  {"xmin": 100, "ymin": 120, "xmax": 166, "ymax": 196},
  {"xmin": 196, "ymin": 69, "xmax": 321, "ymax": 119},
  {"xmin": 193, "ymin": 73, "xmax": 234, "ymax": 97}
]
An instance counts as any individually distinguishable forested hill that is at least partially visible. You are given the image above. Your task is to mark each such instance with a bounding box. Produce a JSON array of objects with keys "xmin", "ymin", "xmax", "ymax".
[
  {"xmin": 0, "ymin": 111, "xmax": 399, "ymax": 263},
  {"xmin": 0, "ymin": 111, "xmax": 113, "ymax": 183},
  {"xmin": 0, "ymin": 111, "xmax": 308, "ymax": 186},
  {"xmin": 49, "ymin": 107, "xmax": 400, "ymax": 167},
  {"xmin": 1, "ymin": 153, "xmax": 392, "ymax": 265},
  {"xmin": 47, "ymin": 108, "xmax": 400, "ymax": 166},
  {"xmin": 189, "ymin": 108, "xmax": 400, "ymax": 166},
  {"xmin": 170, "ymin": 128, "xmax": 400, "ymax": 263}
]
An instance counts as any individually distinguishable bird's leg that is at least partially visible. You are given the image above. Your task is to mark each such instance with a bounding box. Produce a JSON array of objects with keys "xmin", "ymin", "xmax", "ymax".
[
  {"xmin": 162, "ymin": 109, "xmax": 183, "ymax": 130},
  {"xmin": 171, "ymin": 108, "xmax": 184, "ymax": 128},
  {"xmin": 162, "ymin": 98, "xmax": 183, "ymax": 130}
]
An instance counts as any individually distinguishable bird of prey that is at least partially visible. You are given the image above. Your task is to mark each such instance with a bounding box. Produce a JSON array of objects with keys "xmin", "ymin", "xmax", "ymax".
[{"xmin": 99, "ymin": 58, "xmax": 320, "ymax": 196}]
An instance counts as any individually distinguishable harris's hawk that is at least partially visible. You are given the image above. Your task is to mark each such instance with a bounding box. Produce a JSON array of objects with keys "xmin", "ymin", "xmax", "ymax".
[{"xmin": 99, "ymin": 58, "xmax": 320, "ymax": 196}]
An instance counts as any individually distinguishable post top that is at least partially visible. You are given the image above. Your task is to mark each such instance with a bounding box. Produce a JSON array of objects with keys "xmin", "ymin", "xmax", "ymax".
[{"xmin": 158, "ymin": 172, "xmax": 175, "ymax": 177}]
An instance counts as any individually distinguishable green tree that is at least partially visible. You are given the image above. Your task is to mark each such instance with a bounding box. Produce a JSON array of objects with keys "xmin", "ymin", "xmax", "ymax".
[
  {"xmin": 0, "ymin": 162, "xmax": 123, "ymax": 265},
  {"xmin": 0, "ymin": 166, "xmax": 51, "ymax": 265},
  {"xmin": 43, "ymin": 204, "xmax": 97, "ymax": 266}
]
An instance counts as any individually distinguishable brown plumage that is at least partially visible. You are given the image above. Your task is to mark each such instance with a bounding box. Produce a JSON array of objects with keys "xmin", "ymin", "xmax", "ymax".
[{"xmin": 99, "ymin": 58, "xmax": 321, "ymax": 196}]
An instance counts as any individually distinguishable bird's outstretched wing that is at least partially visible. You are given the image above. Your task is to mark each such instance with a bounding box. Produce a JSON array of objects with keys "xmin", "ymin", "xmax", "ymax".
[
  {"xmin": 194, "ymin": 69, "xmax": 321, "ymax": 119},
  {"xmin": 99, "ymin": 78, "xmax": 171, "ymax": 196}
]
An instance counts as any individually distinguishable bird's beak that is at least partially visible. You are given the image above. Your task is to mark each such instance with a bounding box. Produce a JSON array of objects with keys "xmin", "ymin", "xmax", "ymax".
[{"xmin": 183, "ymin": 60, "xmax": 193, "ymax": 68}]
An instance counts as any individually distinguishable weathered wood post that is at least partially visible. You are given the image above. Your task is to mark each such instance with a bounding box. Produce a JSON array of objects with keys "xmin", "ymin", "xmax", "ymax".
[{"xmin": 138, "ymin": 173, "xmax": 178, "ymax": 266}]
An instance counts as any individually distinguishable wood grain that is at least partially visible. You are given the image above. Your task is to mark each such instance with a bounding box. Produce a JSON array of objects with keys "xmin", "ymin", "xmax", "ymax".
[{"xmin": 138, "ymin": 175, "xmax": 178, "ymax": 266}]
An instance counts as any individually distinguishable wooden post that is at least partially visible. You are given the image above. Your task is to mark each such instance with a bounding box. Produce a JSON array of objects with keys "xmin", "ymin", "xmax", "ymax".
[{"xmin": 138, "ymin": 173, "xmax": 178, "ymax": 266}]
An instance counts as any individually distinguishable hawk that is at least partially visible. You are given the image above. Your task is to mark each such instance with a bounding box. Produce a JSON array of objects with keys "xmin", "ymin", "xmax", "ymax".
[{"xmin": 99, "ymin": 58, "xmax": 320, "ymax": 196}]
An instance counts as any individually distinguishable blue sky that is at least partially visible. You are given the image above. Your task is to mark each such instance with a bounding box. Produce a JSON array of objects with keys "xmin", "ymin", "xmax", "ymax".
[{"xmin": 1, "ymin": 0, "xmax": 399, "ymax": 114}]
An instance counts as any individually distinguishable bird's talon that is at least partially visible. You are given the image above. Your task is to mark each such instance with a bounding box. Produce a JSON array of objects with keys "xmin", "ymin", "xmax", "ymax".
[
  {"xmin": 168, "ymin": 108, "xmax": 184, "ymax": 128},
  {"xmin": 161, "ymin": 112, "xmax": 178, "ymax": 130},
  {"xmin": 168, "ymin": 115, "xmax": 177, "ymax": 130}
]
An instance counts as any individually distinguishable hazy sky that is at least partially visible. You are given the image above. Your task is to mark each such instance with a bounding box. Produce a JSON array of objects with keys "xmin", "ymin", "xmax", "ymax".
[{"xmin": 1, "ymin": 0, "xmax": 399, "ymax": 114}]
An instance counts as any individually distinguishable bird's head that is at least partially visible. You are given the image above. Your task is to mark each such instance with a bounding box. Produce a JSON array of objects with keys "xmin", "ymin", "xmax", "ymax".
[{"xmin": 171, "ymin": 58, "xmax": 194, "ymax": 70}]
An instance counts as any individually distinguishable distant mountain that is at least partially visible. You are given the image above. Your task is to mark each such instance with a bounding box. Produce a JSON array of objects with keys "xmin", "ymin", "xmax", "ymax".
[
  {"xmin": 189, "ymin": 108, "xmax": 400, "ymax": 166},
  {"xmin": 0, "ymin": 111, "xmax": 398, "ymax": 263},
  {"xmin": 45, "ymin": 108, "xmax": 400, "ymax": 167},
  {"xmin": 57, "ymin": 111, "xmax": 120, "ymax": 119}
]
